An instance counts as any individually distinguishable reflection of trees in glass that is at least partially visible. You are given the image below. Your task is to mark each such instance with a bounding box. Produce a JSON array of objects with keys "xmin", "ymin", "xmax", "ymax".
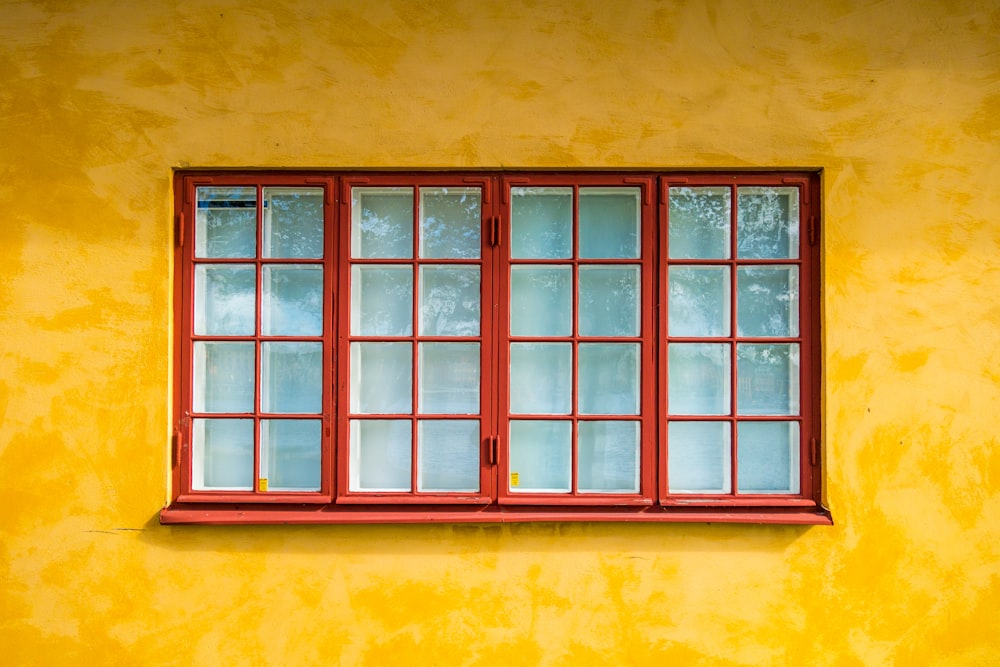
[
  {"xmin": 265, "ymin": 190, "xmax": 323, "ymax": 259},
  {"xmin": 668, "ymin": 188, "xmax": 730, "ymax": 258},
  {"xmin": 511, "ymin": 190, "xmax": 572, "ymax": 258},
  {"xmin": 737, "ymin": 344, "xmax": 798, "ymax": 415},
  {"xmin": 668, "ymin": 267, "xmax": 728, "ymax": 337},
  {"xmin": 579, "ymin": 268, "xmax": 638, "ymax": 336},
  {"xmin": 737, "ymin": 188, "xmax": 798, "ymax": 258},
  {"xmin": 737, "ymin": 267, "xmax": 797, "ymax": 337},
  {"xmin": 197, "ymin": 266, "xmax": 255, "ymax": 335},
  {"xmin": 421, "ymin": 190, "xmax": 481, "ymax": 259},
  {"xmin": 355, "ymin": 191, "xmax": 413, "ymax": 258},
  {"xmin": 265, "ymin": 267, "xmax": 323, "ymax": 336},
  {"xmin": 197, "ymin": 187, "xmax": 257, "ymax": 258},
  {"xmin": 421, "ymin": 268, "xmax": 480, "ymax": 336}
]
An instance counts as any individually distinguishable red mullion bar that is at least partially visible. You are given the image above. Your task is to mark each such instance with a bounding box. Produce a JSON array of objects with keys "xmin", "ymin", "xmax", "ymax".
[
  {"xmin": 252, "ymin": 184, "xmax": 264, "ymax": 495},
  {"xmin": 727, "ymin": 183, "xmax": 740, "ymax": 498},
  {"xmin": 410, "ymin": 187, "xmax": 420, "ymax": 496},
  {"xmin": 570, "ymin": 184, "xmax": 580, "ymax": 496},
  {"xmin": 175, "ymin": 175, "xmax": 194, "ymax": 497}
]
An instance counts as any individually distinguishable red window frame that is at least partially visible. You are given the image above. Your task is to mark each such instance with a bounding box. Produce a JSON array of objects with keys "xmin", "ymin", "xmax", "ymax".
[{"xmin": 164, "ymin": 170, "xmax": 829, "ymax": 525}]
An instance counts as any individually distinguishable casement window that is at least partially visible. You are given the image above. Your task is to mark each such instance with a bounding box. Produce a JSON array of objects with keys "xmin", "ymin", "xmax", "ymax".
[{"xmin": 164, "ymin": 171, "xmax": 828, "ymax": 525}]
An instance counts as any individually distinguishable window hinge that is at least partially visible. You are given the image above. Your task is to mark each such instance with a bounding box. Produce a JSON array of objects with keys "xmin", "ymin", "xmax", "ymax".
[
  {"xmin": 808, "ymin": 215, "xmax": 817, "ymax": 246},
  {"xmin": 175, "ymin": 212, "xmax": 185, "ymax": 248},
  {"xmin": 172, "ymin": 430, "xmax": 184, "ymax": 467},
  {"xmin": 810, "ymin": 437, "xmax": 819, "ymax": 467}
]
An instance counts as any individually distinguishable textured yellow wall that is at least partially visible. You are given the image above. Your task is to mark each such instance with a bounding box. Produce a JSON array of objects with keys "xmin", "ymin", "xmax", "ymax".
[{"xmin": 2, "ymin": 0, "xmax": 999, "ymax": 664}]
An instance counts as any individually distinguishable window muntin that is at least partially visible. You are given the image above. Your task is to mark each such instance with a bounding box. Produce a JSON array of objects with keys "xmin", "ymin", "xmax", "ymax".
[{"xmin": 171, "ymin": 171, "xmax": 824, "ymax": 523}]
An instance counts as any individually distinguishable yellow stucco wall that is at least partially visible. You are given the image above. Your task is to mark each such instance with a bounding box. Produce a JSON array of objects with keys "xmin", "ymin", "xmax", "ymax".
[{"xmin": 2, "ymin": 0, "xmax": 998, "ymax": 664}]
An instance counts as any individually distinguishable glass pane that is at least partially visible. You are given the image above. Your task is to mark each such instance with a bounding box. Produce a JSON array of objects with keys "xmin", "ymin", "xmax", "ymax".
[
  {"xmin": 419, "ymin": 265, "xmax": 480, "ymax": 336},
  {"xmin": 737, "ymin": 422, "xmax": 800, "ymax": 494},
  {"xmin": 262, "ymin": 187, "xmax": 323, "ymax": 259},
  {"xmin": 737, "ymin": 344, "xmax": 800, "ymax": 416},
  {"xmin": 260, "ymin": 419, "xmax": 321, "ymax": 491},
  {"xmin": 578, "ymin": 421, "xmax": 640, "ymax": 493},
  {"xmin": 193, "ymin": 342, "xmax": 255, "ymax": 413},
  {"xmin": 578, "ymin": 266, "xmax": 640, "ymax": 337},
  {"xmin": 668, "ymin": 343, "xmax": 731, "ymax": 415},
  {"xmin": 668, "ymin": 187, "xmax": 730, "ymax": 259},
  {"xmin": 261, "ymin": 342, "xmax": 322, "ymax": 414},
  {"xmin": 579, "ymin": 188, "xmax": 640, "ymax": 259},
  {"xmin": 668, "ymin": 421, "xmax": 732, "ymax": 493},
  {"xmin": 192, "ymin": 418, "xmax": 254, "ymax": 490},
  {"xmin": 351, "ymin": 265, "xmax": 413, "ymax": 336},
  {"xmin": 418, "ymin": 343, "xmax": 480, "ymax": 414},
  {"xmin": 509, "ymin": 420, "xmax": 571, "ymax": 493},
  {"xmin": 737, "ymin": 187, "xmax": 799, "ymax": 259},
  {"xmin": 350, "ymin": 343, "xmax": 412, "ymax": 414},
  {"xmin": 510, "ymin": 266, "xmax": 572, "ymax": 336},
  {"xmin": 194, "ymin": 265, "xmax": 256, "ymax": 336},
  {"xmin": 669, "ymin": 267, "xmax": 730, "ymax": 338},
  {"xmin": 195, "ymin": 187, "xmax": 257, "ymax": 258},
  {"xmin": 351, "ymin": 188, "xmax": 413, "ymax": 258},
  {"xmin": 417, "ymin": 420, "xmax": 480, "ymax": 492},
  {"xmin": 737, "ymin": 266, "xmax": 799, "ymax": 337},
  {"xmin": 510, "ymin": 187, "xmax": 572, "ymax": 259},
  {"xmin": 578, "ymin": 343, "xmax": 640, "ymax": 415},
  {"xmin": 349, "ymin": 419, "xmax": 412, "ymax": 491},
  {"xmin": 510, "ymin": 343, "xmax": 572, "ymax": 415},
  {"xmin": 262, "ymin": 266, "xmax": 323, "ymax": 336},
  {"xmin": 419, "ymin": 187, "xmax": 481, "ymax": 259}
]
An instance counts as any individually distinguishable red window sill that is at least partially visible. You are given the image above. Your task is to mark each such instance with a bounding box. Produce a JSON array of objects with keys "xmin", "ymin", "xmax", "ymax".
[{"xmin": 160, "ymin": 503, "xmax": 833, "ymax": 525}]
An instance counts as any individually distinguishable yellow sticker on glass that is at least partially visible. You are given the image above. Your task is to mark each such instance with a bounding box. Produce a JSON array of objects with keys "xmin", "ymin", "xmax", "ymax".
[
  {"xmin": 510, "ymin": 472, "xmax": 519, "ymax": 487},
  {"xmin": 258, "ymin": 478, "xmax": 268, "ymax": 492}
]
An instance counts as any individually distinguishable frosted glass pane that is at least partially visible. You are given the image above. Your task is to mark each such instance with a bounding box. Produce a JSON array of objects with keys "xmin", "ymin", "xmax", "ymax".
[
  {"xmin": 351, "ymin": 265, "xmax": 413, "ymax": 336},
  {"xmin": 350, "ymin": 343, "xmax": 412, "ymax": 414},
  {"xmin": 195, "ymin": 187, "xmax": 257, "ymax": 258},
  {"xmin": 419, "ymin": 265, "xmax": 480, "ymax": 336},
  {"xmin": 193, "ymin": 342, "xmax": 255, "ymax": 413},
  {"xmin": 261, "ymin": 342, "xmax": 322, "ymax": 414},
  {"xmin": 260, "ymin": 419, "xmax": 321, "ymax": 491},
  {"xmin": 262, "ymin": 266, "xmax": 323, "ymax": 336},
  {"xmin": 737, "ymin": 266, "xmax": 799, "ymax": 337},
  {"xmin": 737, "ymin": 187, "xmax": 799, "ymax": 259},
  {"xmin": 351, "ymin": 188, "xmax": 413, "ymax": 258},
  {"xmin": 510, "ymin": 266, "xmax": 572, "ymax": 336},
  {"xmin": 737, "ymin": 422, "xmax": 800, "ymax": 494},
  {"xmin": 668, "ymin": 421, "xmax": 731, "ymax": 493},
  {"xmin": 420, "ymin": 187, "xmax": 481, "ymax": 259},
  {"xmin": 192, "ymin": 418, "xmax": 254, "ymax": 490},
  {"xmin": 668, "ymin": 343, "xmax": 731, "ymax": 415},
  {"xmin": 578, "ymin": 421, "xmax": 640, "ymax": 493},
  {"xmin": 509, "ymin": 420, "xmax": 571, "ymax": 493},
  {"xmin": 417, "ymin": 420, "xmax": 480, "ymax": 492},
  {"xmin": 510, "ymin": 343, "xmax": 572, "ymax": 415},
  {"xmin": 510, "ymin": 187, "xmax": 572, "ymax": 259},
  {"xmin": 194, "ymin": 265, "xmax": 256, "ymax": 336},
  {"xmin": 418, "ymin": 343, "xmax": 479, "ymax": 414},
  {"xmin": 669, "ymin": 267, "xmax": 730, "ymax": 337},
  {"xmin": 349, "ymin": 419, "xmax": 412, "ymax": 491},
  {"xmin": 578, "ymin": 266, "xmax": 640, "ymax": 337},
  {"xmin": 579, "ymin": 188, "xmax": 640, "ymax": 259},
  {"xmin": 737, "ymin": 344, "xmax": 800, "ymax": 416},
  {"xmin": 578, "ymin": 343, "xmax": 640, "ymax": 415},
  {"xmin": 668, "ymin": 187, "xmax": 730, "ymax": 259},
  {"xmin": 262, "ymin": 187, "xmax": 323, "ymax": 259}
]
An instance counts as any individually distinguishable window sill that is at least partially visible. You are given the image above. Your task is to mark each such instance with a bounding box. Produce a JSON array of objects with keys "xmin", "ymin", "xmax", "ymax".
[{"xmin": 160, "ymin": 503, "xmax": 833, "ymax": 525}]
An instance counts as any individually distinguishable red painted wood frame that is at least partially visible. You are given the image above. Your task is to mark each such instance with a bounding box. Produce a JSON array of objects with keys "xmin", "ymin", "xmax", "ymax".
[{"xmin": 165, "ymin": 170, "xmax": 829, "ymax": 525}]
